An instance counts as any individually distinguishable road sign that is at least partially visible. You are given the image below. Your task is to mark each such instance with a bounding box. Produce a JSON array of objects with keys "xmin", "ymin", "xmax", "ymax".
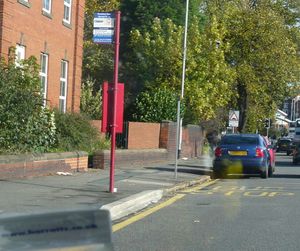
[
  {"xmin": 229, "ymin": 110, "xmax": 239, "ymax": 127},
  {"xmin": 264, "ymin": 118, "xmax": 270, "ymax": 129},
  {"xmin": 93, "ymin": 12, "xmax": 115, "ymax": 44}
]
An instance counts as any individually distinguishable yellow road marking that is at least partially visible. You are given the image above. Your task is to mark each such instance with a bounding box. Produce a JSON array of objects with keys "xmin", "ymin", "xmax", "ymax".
[
  {"xmin": 243, "ymin": 191, "xmax": 269, "ymax": 197},
  {"xmin": 113, "ymin": 179, "xmax": 217, "ymax": 232},
  {"xmin": 212, "ymin": 186, "xmax": 222, "ymax": 191},
  {"xmin": 113, "ymin": 194, "xmax": 185, "ymax": 232},
  {"xmin": 225, "ymin": 191, "xmax": 235, "ymax": 196},
  {"xmin": 182, "ymin": 179, "xmax": 219, "ymax": 193},
  {"xmin": 268, "ymin": 192, "xmax": 279, "ymax": 197}
]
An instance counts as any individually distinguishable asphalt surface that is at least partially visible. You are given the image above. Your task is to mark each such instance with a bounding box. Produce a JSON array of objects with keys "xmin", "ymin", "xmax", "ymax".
[
  {"xmin": 113, "ymin": 153, "xmax": 300, "ymax": 251},
  {"xmin": 0, "ymin": 158, "xmax": 211, "ymax": 217}
]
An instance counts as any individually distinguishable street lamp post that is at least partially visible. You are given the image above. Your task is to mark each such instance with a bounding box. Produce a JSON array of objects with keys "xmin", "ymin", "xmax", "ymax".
[{"xmin": 175, "ymin": 0, "xmax": 189, "ymax": 179}]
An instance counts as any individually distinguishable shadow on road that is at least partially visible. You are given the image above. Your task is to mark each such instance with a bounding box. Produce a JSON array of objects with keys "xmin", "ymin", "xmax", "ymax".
[
  {"xmin": 275, "ymin": 160, "xmax": 295, "ymax": 167},
  {"xmin": 145, "ymin": 166, "xmax": 212, "ymax": 176},
  {"xmin": 271, "ymin": 174, "xmax": 300, "ymax": 179}
]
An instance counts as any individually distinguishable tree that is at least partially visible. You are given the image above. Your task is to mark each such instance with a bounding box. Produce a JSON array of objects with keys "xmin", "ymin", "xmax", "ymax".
[
  {"xmin": 184, "ymin": 14, "xmax": 235, "ymax": 123},
  {"xmin": 222, "ymin": 0, "xmax": 300, "ymax": 132},
  {"xmin": 0, "ymin": 55, "xmax": 56, "ymax": 153},
  {"xmin": 82, "ymin": 0, "xmax": 120, "ymax": 88},
  {"xmin": 132, "ymin": 86, "xmax": 180, "ymax": 122},
  {"xmin": 120, "ymin": 0, "xmax": 204, "ymax": 109},
  {"xmin": 128, "ymin": 16, "xmax": 235, "ymax": 124},
  {"xmin": 80, "ymin": 78, "xmax": 102, "ymax": 119}
]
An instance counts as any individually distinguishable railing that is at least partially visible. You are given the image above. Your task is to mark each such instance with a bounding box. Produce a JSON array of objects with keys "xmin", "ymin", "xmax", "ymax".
[{"xmin": 116, "ymin": 121, "xmax": 128, "ymax": 149}]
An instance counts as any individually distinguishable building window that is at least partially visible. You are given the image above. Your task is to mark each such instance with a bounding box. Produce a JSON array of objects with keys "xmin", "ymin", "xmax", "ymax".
[
  {"xmin": 42, "ymin": 0, "xmax": 52, "ymax": 14},
  {"xmin": 18, "ymin": 0, "xmax": 31, "ymax": 8},
  {"xmin": 59, "ymin": 60, "xmax": 68, "ymax": 112},
  {"xmin": 63, "ymin": 0, "xmax": 72, "ymax": 24},
  {"xmin": 40, "ymin": 53, "xmax": 48, "ymax": 105},
  {"xmin": 15, "ymin": 44, "xmax": 25, "ymax": 67}
]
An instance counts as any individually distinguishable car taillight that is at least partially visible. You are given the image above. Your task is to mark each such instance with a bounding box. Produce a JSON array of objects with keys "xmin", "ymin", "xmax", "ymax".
[
  {"xmin": 215, "ymin": 147, "xmax": 222, "ymax": 157},
  {"xmin": 256, "ymin": 148, "xmax": 264, "ymax": 158}
]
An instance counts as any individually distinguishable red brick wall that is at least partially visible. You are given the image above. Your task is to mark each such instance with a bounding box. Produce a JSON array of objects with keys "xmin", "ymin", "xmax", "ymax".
[
  {"xmin": 127, "ymin": 122, "xmax": 161, "ymax": 149},
  {"xmin": 0, "ymin": 152, "xmax": 88, "ymax": 179},
  {"xmin": 159, "ymin": 121, "xmax": 177, "ymax": 159},
  {"xmin": 181, "ymin": 125, "xmax": 205, "ymax": 158},
  {"xmin": 93, "ymin": 149, "xmax": 169, "ymax": 169},
  {"xmin": 159, "ymin": 121, "xmax": 204, "ymax": 159},
  {"xmin": 0, "ymin": 0, "xmax": 85, "ymax": 112}
]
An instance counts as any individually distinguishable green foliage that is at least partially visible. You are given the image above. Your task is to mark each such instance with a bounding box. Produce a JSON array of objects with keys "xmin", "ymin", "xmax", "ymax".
[
  {"xmin": 129, "ymin": 18, "xmax": 183, "ymax": 92},
  {"xmin": 82, "ymin": 0, "xmax": 118, "ymax": 89},
  {"xmin": 220, "ymin": 0, "xmax": 300, "ymax": 131},
  {"xmin": 0, "ymin": 55, "xmax": 56, "ymax": 154},
  {"xmin": 53, "ymin": 111, "xmax": 110, "ymax": 153},
  {"xmin": 120, "ymin": 0, "xmax": 205, "ymax": 108},
  {"xmin": 129, "ymin": 16, "xmax": 235, "ymax": 124},
  {"xmin": 132, "ymin": 86, "xmax": 181, "ymax": 122},
  {"xmin": 184, "ymin": 15, "xmax": 235, "ymax": 124},
  {"xmin": 80, "ymin": 78, "xmax": 102, "ymax": 119}
]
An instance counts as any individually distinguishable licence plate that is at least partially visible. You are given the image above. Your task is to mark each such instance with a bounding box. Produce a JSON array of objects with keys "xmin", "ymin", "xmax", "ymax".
[{"xmin": 228, "ymin": 151, "xmax": 247, "ymax": 156}]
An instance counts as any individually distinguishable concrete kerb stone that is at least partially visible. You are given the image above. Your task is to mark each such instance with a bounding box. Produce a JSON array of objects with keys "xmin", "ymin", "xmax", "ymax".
[
  {"xmin": 101, "ymin": 175, "xmax": 211, "ymax": 222},
  {"xmin": 101, "ymin": 190, "xmax": 164, "ymax": 221}
]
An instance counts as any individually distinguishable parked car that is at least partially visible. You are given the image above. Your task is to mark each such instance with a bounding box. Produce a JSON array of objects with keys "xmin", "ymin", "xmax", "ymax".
[
  {"xmin": 263, "ymin": 137, "xmax": 276, "ymax": 170},
  {"xmin": 276, "ymin": 138, "xmax": 293, "ymax": 155},
  {"xmin": 292, "ymin": 143, "xmax": 300, "ymax": 165},
  {"xmin": 212, "ymin": 134, "xmax": 273, "ymax": 179}
]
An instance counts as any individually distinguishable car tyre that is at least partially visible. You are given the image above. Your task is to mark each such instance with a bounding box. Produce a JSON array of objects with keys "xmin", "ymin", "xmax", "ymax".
[
  {"xmin": 268, "ymin": 166, "xmax": 273, "ymax": 177},
  {"xmin": 261, "ymin": 162, "xmax": 269, "ymax": 179},
  {"xmin": 211, "ymin": 171, "xmax": 223, "ymax": 179}
]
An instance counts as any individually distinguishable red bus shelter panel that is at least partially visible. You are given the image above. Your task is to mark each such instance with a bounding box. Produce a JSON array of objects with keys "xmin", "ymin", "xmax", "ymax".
[{"xmin": 101, "ymin": 81, "xmax": 124, "ymax": 133}]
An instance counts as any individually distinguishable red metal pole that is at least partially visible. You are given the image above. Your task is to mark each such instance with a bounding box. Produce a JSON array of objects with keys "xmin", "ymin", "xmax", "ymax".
[{"xmin": 109, "ymin": 11, "xmax": 120, "ymax": 193}]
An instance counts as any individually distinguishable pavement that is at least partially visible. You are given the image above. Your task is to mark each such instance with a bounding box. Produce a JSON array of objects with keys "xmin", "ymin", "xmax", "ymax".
[{"xmin": 0, "ymin": 156, "xmax": 213, "ymax": 222}]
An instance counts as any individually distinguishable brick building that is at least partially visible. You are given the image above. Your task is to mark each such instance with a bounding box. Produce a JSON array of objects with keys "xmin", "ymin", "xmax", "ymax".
[{"xmin": 0, "ymin": 0, "xmax": 85, "ymax": 112}]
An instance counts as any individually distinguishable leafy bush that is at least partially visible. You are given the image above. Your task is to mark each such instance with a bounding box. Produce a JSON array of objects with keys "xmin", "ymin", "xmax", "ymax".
[
  {"xmin": 0, "ymin": 55, "xmax": 56, "ymax": 154},
  {"xmin": 53, "ymin": 110, "xmax": 110, "ymax": 153},
  {"xmin": 132, "ymin": 86, "xmax": 183, "ymax": 122},
  {"xmin": 80, "ymin": 78, "xmax": 102, "ymax": 119}
]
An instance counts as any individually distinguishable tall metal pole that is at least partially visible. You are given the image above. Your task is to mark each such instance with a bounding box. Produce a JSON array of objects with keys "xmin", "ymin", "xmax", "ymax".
[
  {"xmin": 291, "ymin": 99, "xmax": 294, "ymax": 121},
  {"xmin": 175, "ymin": 0, "xmax": 189, "ymax": 179},
  {"xmin": 109, "ymin": 11, "xmax": 120, "ymax": 193}
]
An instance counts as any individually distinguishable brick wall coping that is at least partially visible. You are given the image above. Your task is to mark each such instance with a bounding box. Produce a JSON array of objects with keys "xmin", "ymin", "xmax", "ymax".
[
  {"xmin": 0, "ymin": 151, "xmax": 88, "ymax": 164},
  {"xmin": 95, "ymin": 149, "xmax": 168, "ymax": 154}
]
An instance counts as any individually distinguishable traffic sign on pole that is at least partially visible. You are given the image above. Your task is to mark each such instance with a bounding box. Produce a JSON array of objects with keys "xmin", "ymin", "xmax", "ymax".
[{"xmin": 229, "ymin": 110, "xmax": 239, "ymax": 128}]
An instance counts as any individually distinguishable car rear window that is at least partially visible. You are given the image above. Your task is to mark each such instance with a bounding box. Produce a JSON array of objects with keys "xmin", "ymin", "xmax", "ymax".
[{"xmin": 221, "ymin": 136, "xmax": 258, "ymax": 145}]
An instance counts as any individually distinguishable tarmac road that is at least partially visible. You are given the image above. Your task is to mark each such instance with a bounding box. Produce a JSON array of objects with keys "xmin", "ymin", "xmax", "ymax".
[{"xmin": 113, "ymin": 153, "xmax": 300, "ymax": 251}]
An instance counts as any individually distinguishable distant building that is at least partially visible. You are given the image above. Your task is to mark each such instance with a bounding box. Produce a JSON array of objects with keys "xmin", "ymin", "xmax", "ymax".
[
  {"xmin": 0, "ymin": 0, "xmax": 85, "ymax": 112},
  {"xmin": 275, "ymin": 109, "xmax": 290, "ymax": 129}
]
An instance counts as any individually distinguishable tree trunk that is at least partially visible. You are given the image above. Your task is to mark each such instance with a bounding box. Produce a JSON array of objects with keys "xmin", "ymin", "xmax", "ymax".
[{"xmin": 237, "ymin": 81, "xmax": 249, "ymax": 133}]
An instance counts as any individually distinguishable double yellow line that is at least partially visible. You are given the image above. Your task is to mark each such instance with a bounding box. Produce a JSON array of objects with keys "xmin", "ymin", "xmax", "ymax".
[{"xmin": 112, "ymin": 179, "xmax": 218, "ymax": 232}]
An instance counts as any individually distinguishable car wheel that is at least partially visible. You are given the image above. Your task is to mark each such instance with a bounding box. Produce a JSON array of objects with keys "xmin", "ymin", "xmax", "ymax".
[
  {"xmin": 211, "ymin": 171, "xmax": 223, "ymax": 179},
  {"xmin": 293, "ymin": 159, "xmax": 298, "ymax": 165},
  {"xmin": 268, "ymin": 166, "xmax": 273, "ymax": 177},
  {"xmin": 261, "ymin": 162, "xmax": 268, "ymax": 179}
]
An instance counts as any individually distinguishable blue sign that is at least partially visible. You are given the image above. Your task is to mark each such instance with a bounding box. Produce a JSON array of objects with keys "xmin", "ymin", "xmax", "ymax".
[{"xmin": 93, "ymin": 13, "xmax": 115, "ymax": 44}]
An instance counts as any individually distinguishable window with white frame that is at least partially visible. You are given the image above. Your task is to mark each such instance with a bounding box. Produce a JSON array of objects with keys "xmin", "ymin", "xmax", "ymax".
[
  {"xmin": 15, "ymin": 44, "xmax": 25, "ymax": 67},
  {"xmin": 63, "ymin": 0, "xmax": 72, "ymax": 24},
  {"xmin": 59, "ymin": 60, "xmax": 68, "ymax": 112},
  {"xmin": 43, "ymin": 0, "xmax": 51, "ymax": 14},
  {"xmin": 39, "ymin": 53, "xmax": 48, "ymax": 105}
]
